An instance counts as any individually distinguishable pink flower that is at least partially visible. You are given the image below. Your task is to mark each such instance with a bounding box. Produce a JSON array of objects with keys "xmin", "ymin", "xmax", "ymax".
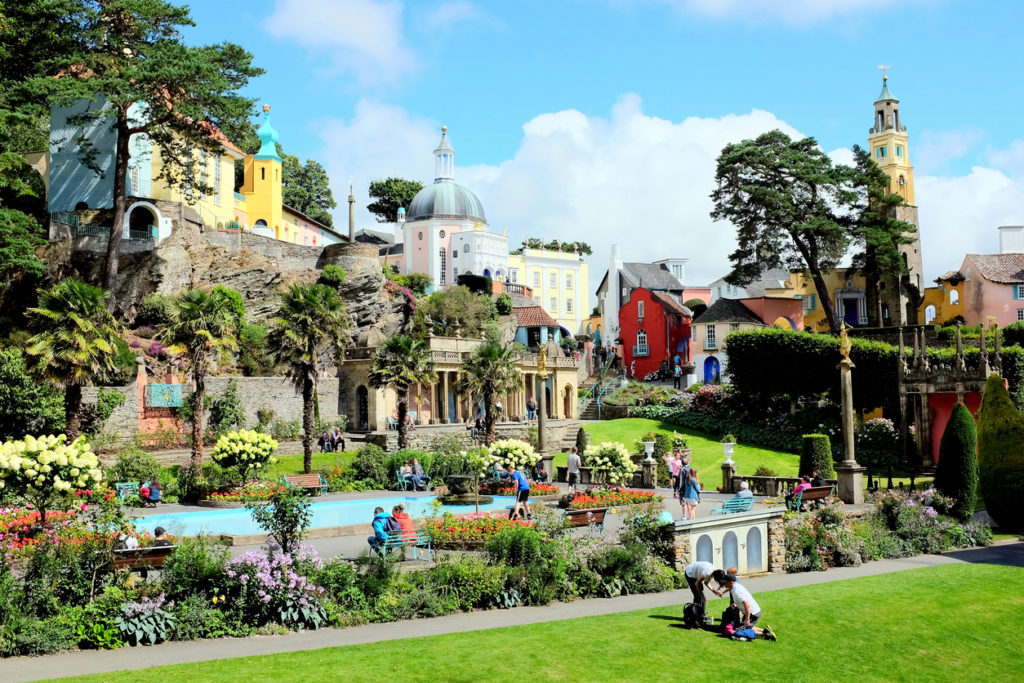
[{"xmin": 80, "ymin": 504, "xmax": 87, "ymax": 511}]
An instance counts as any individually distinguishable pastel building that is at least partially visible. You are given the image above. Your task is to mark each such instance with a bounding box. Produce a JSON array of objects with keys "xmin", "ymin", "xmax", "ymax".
[
  {"xmin": 403, "ymin": 127, "xmax": 507, "ymax": 289},
  {"xmin": 44, "ymin": 100, "xmax": 344, "ymax": 247},
  {"xmin": 507, "ymin": 246, "xmax": 590, "ymax": 335}
]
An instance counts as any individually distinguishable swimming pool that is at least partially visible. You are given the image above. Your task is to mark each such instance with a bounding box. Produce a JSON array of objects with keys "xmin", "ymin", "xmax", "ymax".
[{"xmin": 133, "ymin": 495, "xmax": 519, "ymax": 537}]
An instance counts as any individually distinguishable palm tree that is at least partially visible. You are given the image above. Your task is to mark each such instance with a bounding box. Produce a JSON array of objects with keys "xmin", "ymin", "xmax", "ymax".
[
  {"xmin": 27, "ymin": 278, "xmax": 122, "ymax": 439},
  {"xmin": 161, "ymin": 288, "xmax": 239, "ymax": 467},
  {"xmin": 269, "ymin": 283, "xmax": 349, "ymax": 474},
  {"xmin": 369, "ymin": 335, "xmax": 436, "ymax": 449},
  {"xmin": 456, "ymin": 340, "xmax": 523, "ymax": 445}
]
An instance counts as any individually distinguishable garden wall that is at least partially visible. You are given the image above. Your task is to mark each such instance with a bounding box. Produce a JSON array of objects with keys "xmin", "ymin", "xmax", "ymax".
[
  {"xmin": 365, "ymin": 422, "xmax": 571, "ymax": 452},
  {"xmin": 672, "ymin": 508, "xmax": 786, "ymax": 575}
]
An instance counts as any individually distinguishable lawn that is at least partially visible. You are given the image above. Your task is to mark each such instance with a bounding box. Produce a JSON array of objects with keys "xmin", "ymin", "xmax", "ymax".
[
  {"xmin": 54, "ymin": 563, "xmax": 1024, "ymax": 682},
  {"xmin": 582, "ymin": 418, "xmax": 799, "ymax": 477},
  {"xmin": 262, "ymin": 451, "xmax": 354, "ymax": 480}
]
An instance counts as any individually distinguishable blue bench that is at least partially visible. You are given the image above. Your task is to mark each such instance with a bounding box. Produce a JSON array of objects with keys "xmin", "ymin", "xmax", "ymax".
[
  {"xmin": 378, "ymin": 529, "xmax": 432, "ymax": 561},
  {"xmin": 712, "ymin": 497, "xmax": 755, "ymax": 515}
]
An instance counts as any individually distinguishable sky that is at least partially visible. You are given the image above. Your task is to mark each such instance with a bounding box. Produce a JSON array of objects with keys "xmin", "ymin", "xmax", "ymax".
[{"xmin": 183, "ymin": 0, "xmax": 1024, "ymax": 293}]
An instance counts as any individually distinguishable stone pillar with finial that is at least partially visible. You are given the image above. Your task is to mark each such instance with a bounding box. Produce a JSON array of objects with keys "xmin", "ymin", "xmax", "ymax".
[
  {"xmin": 836, "ymin": 323, "xmax": 865, "ymax": 504},
  {"xmin": 348, "ymin": 182, "xmax": 356, "ymax": 243}
]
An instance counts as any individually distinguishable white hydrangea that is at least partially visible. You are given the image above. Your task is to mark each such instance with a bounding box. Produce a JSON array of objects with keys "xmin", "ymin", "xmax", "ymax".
[{"xmin": 585, "ymin": 441, "xmax": 638, "ymax": 485}]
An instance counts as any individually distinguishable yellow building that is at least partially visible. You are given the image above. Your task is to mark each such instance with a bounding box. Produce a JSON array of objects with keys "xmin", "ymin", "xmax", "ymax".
[
  {"xmin": 507, "ymin": 246, "xmax": 590, "ymax": 335},
  {"xmin": 918, "ymin": 271, "xmax": 965, "ymax": 324},
  {"xmin": 765, "ymin": 269, "xmax": 869, "ymax": 332}
]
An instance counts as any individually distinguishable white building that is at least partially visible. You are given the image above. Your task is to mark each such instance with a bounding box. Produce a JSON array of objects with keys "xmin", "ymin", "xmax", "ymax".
[
  {"xmin": 507, "ymin": 245, "xmax": 590, "ymax": 335},
  {"xmin": 452, "ymin": 229, "xmax": 509, "ymax": 282}
]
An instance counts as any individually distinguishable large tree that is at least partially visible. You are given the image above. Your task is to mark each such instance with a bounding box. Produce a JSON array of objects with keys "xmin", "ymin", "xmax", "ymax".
[
  {"xmin": 26, "ymin": 278, "xmax": 122, "ymax": 439},
  {"xmin": 711, "ymin": 130, "xmax": 859, "ymax": 333},
  {"xmin": 416, "ymin": 285, "xmax": 497, "ymax": 338},
  {"xmin": 269, "ymin": 283, "xmax": 348, "ymax": 473},
  {"xmin": 455, "ymin": 340, "xmax": 523, "ymax": 445},
  {"xmin": 161, "ymin": 287, "xmax": 239, "ymax": 467},
  {"xmin": 367, "ymin": 177, "xmax": 423, "ymax": 223},
  {"xmin": 281, "ymin": 148, "xmax": 336, "ymax": 227},
  {"xmin": 368, "ymin": 335, "xmax": 436, "ymax": 449},
  {"xmin": 58, "ymin": 0, "xmax": 262, "ymax": 295}
]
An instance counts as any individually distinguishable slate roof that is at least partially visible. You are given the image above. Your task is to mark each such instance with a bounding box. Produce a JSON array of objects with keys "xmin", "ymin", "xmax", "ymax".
[
  {"xmin": 742, "ymin": 267, "xmax": 793, "ymax": 296},
  {"xmin": 513, "ymin": 306, "xmax": 559, "ymax": 328},
  {"xmin": 379, "ymin": 243, "xmax": 404, "ymax": 257},
  {"xmin": 967, "ymin": 254, "xmax": 1024, "ymax": 284},
  {"xmin": 651, "ymin": 292, "xmax": 692, "ymax": 316},
  {"xmin": 355, "ymin": 229, "xmax": 396, "ymax": 245},
  {"xmin": 691, "ymin": 298, "xmax": 766, "ymax": 326},
  {"xmin": 620, "ymin": 262, "xmax": 684, "ymax": 291}
]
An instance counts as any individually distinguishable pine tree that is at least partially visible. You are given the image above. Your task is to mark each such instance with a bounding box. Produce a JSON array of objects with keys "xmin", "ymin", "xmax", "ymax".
[{"xmin": 934, "ymin": 402, "xmax": 978, "ymax": 522}]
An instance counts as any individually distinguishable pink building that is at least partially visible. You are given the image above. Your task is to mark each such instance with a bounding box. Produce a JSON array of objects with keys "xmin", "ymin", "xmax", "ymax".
[{"xmin": 959, "ymin": 251, "xmax": 1024, "ymax": 326}]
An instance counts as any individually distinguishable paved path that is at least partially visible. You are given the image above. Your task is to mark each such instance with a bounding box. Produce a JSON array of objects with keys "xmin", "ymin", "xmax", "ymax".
[{"xmin": 4, "ymin": 541, "xmax": 1021, "ymax": 682}]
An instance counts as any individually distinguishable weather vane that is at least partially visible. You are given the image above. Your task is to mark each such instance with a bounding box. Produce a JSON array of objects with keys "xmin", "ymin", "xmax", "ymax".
[{"xmin": 878, "ymin": 64, "xmax": 891, "ymax": 80}]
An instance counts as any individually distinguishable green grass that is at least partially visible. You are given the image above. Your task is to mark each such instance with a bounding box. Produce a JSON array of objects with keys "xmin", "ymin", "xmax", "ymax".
[
  {"xmin": 582, "ymin": 418, "xmax": 799, "ymax": 477},
  {"xmin": 53, "ymin": 563, "xmax": 1024, "ymax": 682},
  {"xmin": 262, "ymin": 451, "xmax": 354, "ymax": 480}
]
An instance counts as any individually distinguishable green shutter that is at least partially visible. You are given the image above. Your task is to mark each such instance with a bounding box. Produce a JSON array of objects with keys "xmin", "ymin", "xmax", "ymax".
[
  {"xmin": 810, "ymin": 294, "xmax": 817, "ymax": 310},
  {"xmin": 1014, "ymin": 286, "xmax": 1021, "ymax": 301}
]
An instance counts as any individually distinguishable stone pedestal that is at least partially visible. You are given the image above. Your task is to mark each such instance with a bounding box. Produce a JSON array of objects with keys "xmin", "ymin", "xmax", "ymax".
[
  {"xmin": 540, "ymin": 453, "xmax": 555, "ymax": 481},
  {"xmin": 836, "ymin": 462, "xmax": 865, "ymax": 504},
  {"xmin": 721, "ymin": 460, "xmax": 737, "ymax": 493},
  {"xmin": 641, "ymin": 461, "xmax": 656, "ymax": 489}
]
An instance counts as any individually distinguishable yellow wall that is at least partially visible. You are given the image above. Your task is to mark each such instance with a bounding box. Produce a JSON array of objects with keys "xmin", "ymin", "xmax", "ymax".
[
  {"xmin": 868, "ymin": 130, "xmax": 915, "ymax": 205},
  {"xmin": 150, "ymin": 146, "xmax": 241, "ymax": 229},
  {"xmin": 764, "ymin": 270, "xmax": 868, "ymax": 332},
  {"xmin": 918, "ymin": 280, "xmax": 964, "ymax": 324},
  {"xmin": 240, "ymin": 156, "xmax": 283, "ymax": 239},
  {"xmin": 508, "ymin": 249, "xmax": 590, "ymax": 334}
]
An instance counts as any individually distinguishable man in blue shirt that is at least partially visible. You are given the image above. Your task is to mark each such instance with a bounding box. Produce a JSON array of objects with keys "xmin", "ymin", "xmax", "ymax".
[
  {"xmin": 507, "ymin": 463, "xmax": 531, "ymax": 520},
  {"xmin": 368, "ymin": 507, "xmax": 391, "ymax": 552}
]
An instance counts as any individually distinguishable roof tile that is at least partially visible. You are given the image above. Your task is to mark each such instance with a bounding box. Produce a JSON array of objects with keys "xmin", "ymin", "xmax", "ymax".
[{"xmin": 513, "ymin": 306, "xmax": 559, "ymax": 328}]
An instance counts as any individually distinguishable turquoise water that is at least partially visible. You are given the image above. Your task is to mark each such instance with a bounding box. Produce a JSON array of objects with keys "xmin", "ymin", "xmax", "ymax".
[{"xmin": 133, "ymin": 495, "xmax": 518, "ymax": 537}]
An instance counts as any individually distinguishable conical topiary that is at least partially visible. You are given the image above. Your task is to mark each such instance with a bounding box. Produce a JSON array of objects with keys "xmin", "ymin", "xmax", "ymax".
[
  {"xmin": 575, "ymin": 427, "xmax": 590, "ymax": 461},
  {"xmin": 977, "ymin": 374, "xmax": 1024, "ymax": 529},
  {"xmin": 800, "ymin": 434, "xmax": 835, "ymax": 478},
  {"xmin": 934, "ymin": 402, "xmax": 978, "ymax": 522}
]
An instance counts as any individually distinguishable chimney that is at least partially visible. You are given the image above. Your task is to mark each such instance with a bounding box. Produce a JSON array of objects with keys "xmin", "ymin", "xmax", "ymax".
[{"xmin": 998, "ymin": 225, "xmax": 1024, "ymax": 254}]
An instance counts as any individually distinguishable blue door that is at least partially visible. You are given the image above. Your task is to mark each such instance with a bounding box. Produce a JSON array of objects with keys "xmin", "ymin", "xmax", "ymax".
[{"xmin": 843, "ymin": 299, "xmax": 859, "ymax": 327}]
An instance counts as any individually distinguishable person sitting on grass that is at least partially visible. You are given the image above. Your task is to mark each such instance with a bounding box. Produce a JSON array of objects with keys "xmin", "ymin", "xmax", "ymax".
[
  {"xmin": 368, "ymin": 507, "xmax": 390, "ymax": 552},
  {"xmin": 721, "ymin": 568, "xmax": 775, "ymax": 641}
]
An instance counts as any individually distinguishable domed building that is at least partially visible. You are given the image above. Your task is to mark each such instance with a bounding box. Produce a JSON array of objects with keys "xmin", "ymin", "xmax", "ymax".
[{"xmin": 403, "ymin": 128, "xmax": 508, "ymax": 287}]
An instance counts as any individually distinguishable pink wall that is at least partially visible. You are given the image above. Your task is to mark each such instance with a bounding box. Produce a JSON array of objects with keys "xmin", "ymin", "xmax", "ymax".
[
  {"xmin": 961, "ymin": 254, "xmax": 1023, "ymax": 326},
  {"xmin": 739, "ymin": 297, "xmax": 804, "ymax": 330},
  {"xmin": 927, "ymin": 393, "xmax": 982, "ymax": 463},
  {"xmin": 682, "ymin": 287, "xmax": 711, "ymax": 305}
]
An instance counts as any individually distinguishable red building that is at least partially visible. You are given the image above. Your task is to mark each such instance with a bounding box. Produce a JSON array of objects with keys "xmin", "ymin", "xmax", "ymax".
[{"xmin": 617, "ymin": 288, "xmax": 692, "ymax": 379}]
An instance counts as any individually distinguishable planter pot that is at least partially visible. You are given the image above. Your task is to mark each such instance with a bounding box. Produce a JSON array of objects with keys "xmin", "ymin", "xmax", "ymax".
[{"xmin": 722, "ymin": 442, "xmax": 735, "ymax": 463}]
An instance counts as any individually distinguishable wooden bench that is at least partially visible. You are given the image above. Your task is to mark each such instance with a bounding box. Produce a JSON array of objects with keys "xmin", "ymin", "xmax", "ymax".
[
  {"xmin": 282, "ymin": 473, "xmax": 328, "ymax": 495},
  {"xmin": 787, "ymin": 485, "xmax": 835, "ymax": 511},
  {"xmin": 377, "ymin": 529, "xmax": 432, "ymax": 561},
  {"xmin": 562, "ymin": 507, "xmax": 607, "ymax": 532},
  {"xmin": 712, "ymin": 496, "xmax": 755, "ymax": 515},
  {"xmin": 111, "ymin": 545, "xmax": 176, "ymax": 571}
]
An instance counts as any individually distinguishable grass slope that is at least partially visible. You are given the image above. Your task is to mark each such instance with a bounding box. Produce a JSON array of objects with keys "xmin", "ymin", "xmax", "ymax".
[{"xmin": 54, "ymin": 563, "xmax": 1022, "ymax": 682}]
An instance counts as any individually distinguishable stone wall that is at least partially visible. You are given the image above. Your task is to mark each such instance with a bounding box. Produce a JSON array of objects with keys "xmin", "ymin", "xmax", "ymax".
[
  {"xmin": 365, "ymin": 421, "xmax": 570, "ymax": 453},
  {"xmin": 671, "ymin": 508, "xmax": 785, "ymax": 575}
]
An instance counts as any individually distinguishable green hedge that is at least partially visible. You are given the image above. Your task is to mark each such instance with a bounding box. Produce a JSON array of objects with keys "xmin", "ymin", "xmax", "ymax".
[
  {"xmin": 631, "ymin": 405, "xmax": 805, "ymax": 454},
  {"xmin": 726, "ymin": 328, "xmax": 1024, "ymax": 411},
  {"xmin": 800, "ymin": 434, "xmax": 835, "ymax": 478},
  {"xmin": 935, "ymin": 402, "xmax": 978, "ymax": 522},
  {"xmin": 977, "ymin": 375, "xmax": 1024, "ymax": 530}
]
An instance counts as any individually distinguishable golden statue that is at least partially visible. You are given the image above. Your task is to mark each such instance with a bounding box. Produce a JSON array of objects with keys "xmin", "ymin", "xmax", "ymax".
[
  {"xmin": 537, "ymin": 343, "xmax": 548, "ymax": 377},
  {"xmin": 839, "ymin": 323, "xmax": 852, "ymax": 361}
]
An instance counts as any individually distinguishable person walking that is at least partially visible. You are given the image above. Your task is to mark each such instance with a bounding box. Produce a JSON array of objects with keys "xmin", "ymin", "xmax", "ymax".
[
  {"xmin": 665, "ymin": 451, "xmax": 682, "ymax": 496},
  {"xmin": 508, "ymin": 463, "xmax": 531, "ymax": 520},
  {"xmin": 682, "ymin": 467, "xmax": 701, "ymax": 520},
  {"xmin": 567, "ymin": 446, "xmax": 582, "ymax": 493},
  {"xmin": 673, "ymin": 363, "xmax": 683, "ymax": 389},
  {"xmin": 721, "ymin": 568, "xmax": 776, "ymax": 641}
]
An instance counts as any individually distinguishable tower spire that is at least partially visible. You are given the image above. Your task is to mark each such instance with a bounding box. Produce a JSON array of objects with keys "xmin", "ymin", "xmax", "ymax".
[{"xmin": 433, "ymin": 125, "xmax": 454, "ymax": 182}]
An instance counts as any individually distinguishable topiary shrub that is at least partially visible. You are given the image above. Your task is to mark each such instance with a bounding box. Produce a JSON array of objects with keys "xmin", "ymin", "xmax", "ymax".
[
  {"xmin": 934, "ymin": 402, "xmax": 979, "ymax": 522},
  {"xmin": 352, "ymin": 444, "xmax": 388, "ymax": 487},
  {"xmin": 575, "ymin": 427, "xmax": 590, "ymax": 458},
  {"xmin": 977, "ymin": 374, "xmax": 1024, "ymax": 529},
  {"xmin": 800, "ymin": 434, "xmax": 834, "ymax": 478},
  {"xmin": 495, "ymin": 292, "xmax": 513, "ymax": 316},
  {"xmin": 109, "ymin": 445, "xmax": 163, "ymax": 483}
]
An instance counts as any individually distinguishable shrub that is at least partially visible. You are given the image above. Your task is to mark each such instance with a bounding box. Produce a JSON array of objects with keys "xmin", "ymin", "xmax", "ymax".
[
  {"xmin": 488, "ymin": 439, "xmax": 539, "ymax": 470},
  {"xmin": 934, "ymin": 402, "xmax": 979, "ymax": 522},
  {"xmin": 318, "ymin": 265, "xmax": 347, "ymax": 287},
  {"xmin": 109, "ymin": 446, "xmax": 163, "ymax": 484},
  {"xmin": 977, "ymin": 374, "xmax": 1024, "ymax": 529},
  {"xmin": 117, "ymin": 594, "xmax": 175, "ymax": 646},
  {"xmin": 495, "ymin": 292, "xmax": 513, "ymax": 315},
  {"xmin": 417, "ymin": 555, "xmax": 505, "ymax": 610},
  {"xmin": 245, "ymin": 485, "xmax": 313, "ymax": 552},
  {"xmin": 800, "ymin": 434, "xmax": 834, "ymax": 478},
  {"xmin": 584, "ymin": 441, "xmax": 637, "ymax": 485},
  {"xmin": 136, "ymin": 293, "xmax": 173, "ymax": 327},
  {"xmin": 223, "ymin": 547, "xmax": 326, "ymax": 630},
  {"xmin": 575, "ymin": 427, "xmax": 590, "ymax": 457},
  {"xmin": 0, "ymin": 434, "xmax": 105, "ymax": 522},
  {"xmin": 163, "ymin": 537, "xmax": 229, "ymax": 599},
  {"xmin": 208, "ymin": 381, "xmax": 246, "ymax": 435},
  {"xmin": 210, "ymin": 429, "xmax": 278, "ymax": 485},
  {"xmin": 171, "ymin": 594, "xmax": 238, "ymax": 641},
  {"xmin": 3, "ymin": 615, "xmax": 79, "ymax": 656},
  {"xmin": 855, "ymin": 418, "xmax": 900, "ymax": 481},
  {"xmin": 486, "ymin": 525, "xmax": 543, "ymax": 566},
  {"xmin": 0, "ymin": 347, "xmax": 65, "ymax": 439},
  {"xmin": 352, "ymin": 444, "xmax": 388, "ymax": 487},
  {"xmin": 239, "ymin": 324, "xmax": 272, "ymax": 376},
  {"xmin": 79, "ymin": 388, "xmax": 127, "ymax": 436}
]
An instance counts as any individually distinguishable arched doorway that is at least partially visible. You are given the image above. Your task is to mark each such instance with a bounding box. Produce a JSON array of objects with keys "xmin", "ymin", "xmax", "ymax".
[
  {"xmin": 545, "ymin": 385, "xmax": 553, "ymax": 418},
  {"xmin": 356, "ymin": 386, "xmax": 369, "ymax": 431},
  {"xmin": 723, "ymin": 531, "xmax": 738, "ymax": 571},
  {"xmin": 128, "ymin": 204, "xmax": 157, "ymax": 238},
  {"xmin": 703, "ymin": 357, "xmax": 720, "ymax": 384},
  {"xmin": 924, "ymin": 305, "xmax": 936, "ymax": 324},
  {"xmin": 483, "ymin": 268, "xmax": 492, "ymax": 278},
  {"xmin": 746, "ymin": 527, "xmax": 763, "ymax": 573},
  {"xmin": 563, "ymin": 385, "xmax": 573, "ymax": 419},
  {"xmin": 696, "ymin": 535, "xmax": 713, "ymax": 563}
]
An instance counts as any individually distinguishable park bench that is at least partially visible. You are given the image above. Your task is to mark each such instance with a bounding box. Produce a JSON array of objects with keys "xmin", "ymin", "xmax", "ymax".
[
  {"xmin": 111, "ymin": 545, "xmax": 176, "ymax": 572},
  {"xmin": 377, "ymin": 529, "xmax": 432, "ymax": 561},
  {"xmin": 395, "ymin": 469, "xmax": 432, "ymax": 491},
  {"xmin": 562, "ymin": 507, "xmax": 607, "ymax": 532},
  {"xmin": 282, "ymin": 473, "xmax": 328, "ymax": 495},
  {"xmin": 711, "ymin": 497, "xmax": 755, "ymax": 515},
  {"xmin": 386, "ymin": 416, "xmax": 398, "ymax": 430},
  {"xmin": 787, "ymin": 485, "xmax": 835, "ymax": 511}
]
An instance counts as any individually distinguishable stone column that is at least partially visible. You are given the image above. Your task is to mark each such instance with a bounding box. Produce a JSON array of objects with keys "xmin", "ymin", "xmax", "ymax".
[
  {"xmin": 721, "ymin": 460, "xmax": 737, "ymax": 494},
  {"xmin": 537, "ymin": 372, "xmax": 548, "ymax": 456},
  {"xmin": 641, "ymin": 460, "xmax": 656, "ymax": 489},
  {"xmin": 441, "ymin": 371, "xmax": 450, "ymax": 423},
  {"xmin": 836, "ymin": 357, "xmax": 865, "ymax": 504}
]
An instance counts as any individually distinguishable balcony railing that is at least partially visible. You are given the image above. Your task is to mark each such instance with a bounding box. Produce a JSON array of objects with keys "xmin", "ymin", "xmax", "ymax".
[
  {"xmin": 703, "ymin": 339, "xmax": 718, "ymax": 351},
  {"xmin": 76, "ymin": 225, "xmax": 155, "ymax": 240},
  {"xmin": 632, "ymin": 345, "xmax": 650, "ymax": 357}
]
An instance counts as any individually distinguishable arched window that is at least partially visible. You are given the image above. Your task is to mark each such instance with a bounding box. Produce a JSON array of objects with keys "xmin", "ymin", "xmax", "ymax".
[
  {"xmin": 439, "ymin": 248, "xmax": 447, "ymax": 285},
  {"xmin": 746, "ymin": 528, "xmax": 763, "ymax": 573},
  {"xmin": 696, "ymin": 535, "xmax": 713, "ymax": 563},
  {"xmin": 924, "ymin": 305, "xmax": 936, "ymax": 324},
  {"xmin": 636, "ymin": 330, "xmax": 647, "ymax": 349},
  {"xmin": 723, "ymin": 531, "xmax": 738, "ymax": 571},
  {"xmin": 950, "ymin": 289, "xmax": 959, "ymax": 305}
]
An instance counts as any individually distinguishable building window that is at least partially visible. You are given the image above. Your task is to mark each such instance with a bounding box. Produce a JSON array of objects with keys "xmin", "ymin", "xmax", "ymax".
[
  {"xmin": 896, "ymin": 145, "xmax": 903, "ymax": 157},
  {"xmin": 439, "ymin": 248, "xmax": 447, "ymax": 285},
  {"xmin": 550, "ymin": 297, "xmax": 557, "ymax": 312},
  {"xmin": 550, "ymin": 272, "xmax": 557, "ymax": 288},
  {"xmin": 534, "ymin": 296, "xmax": 540, "ymax": 305},
  {"xmin": 199, "ymin": 150, "xmax": 208, "ymax": 199},
  {"xmin": 533, "ymin": 272, "xmax": 540, "ymax": 286},
  {"xmin": 950, "ymin": 289, "xmax": 959, "ymax": 305},
  {"xmin": 213, "ymin": 155, "xmax": 221, "ymax": 205},
  {"xmin": 129, "ymin": 164, "xmax": 140, "ymax": 196},
  {"xmin": 671, "ymin": 264, "xmax": 682, "ymax": 279},
  {"xmin": 464, "ymin": 243, "xmax": 470, "ymax": 252},
  {"xmin": 876, "ymin": 146, "xmax": 886, "ymax": 158},
  {"xmin": 636, "ymin": 330, "xmax": 647, "ymax": 347},
  {"xmin": 1019, "ymin": 309, "xmax": 1024, "ymax": 322},
  {"xmin": 638, "ymin": 300, "xmax": 645, "ymax": 319},
  {"xmin": 565, "ymin": 273, "xmax": 573, "ymax": 289},
  {"xmin": 453, "ymin": 266, "xmax": 458, "ymax": 279},
  {"xmin": 510, "ymin": 269, "xmax": 518, "ymax": 283},
  {"xmin": 729, "ymin": 323, "xmax": 739, "ymax": 331},
  {"xmin": 566, "ymin": 299, "xmax": 573, "ymax": 313},
  {"xmin": 707, "ymin": 325, "xmax": 716, "ymax": 343},
  {"xmin": 716, "ymin": 286, "xmax": 722, "ymax": 298}
]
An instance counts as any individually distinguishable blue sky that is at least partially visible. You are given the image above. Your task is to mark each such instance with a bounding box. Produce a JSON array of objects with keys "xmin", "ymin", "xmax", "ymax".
[{"xmin": 182, "ymin": 0, "xmax": 1024, "ymax": 289}]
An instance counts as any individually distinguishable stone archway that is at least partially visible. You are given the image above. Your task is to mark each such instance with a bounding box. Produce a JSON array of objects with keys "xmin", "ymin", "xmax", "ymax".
[{"xmin": 124, "ymin": 201, "xmax": 161, "ymax": 239}]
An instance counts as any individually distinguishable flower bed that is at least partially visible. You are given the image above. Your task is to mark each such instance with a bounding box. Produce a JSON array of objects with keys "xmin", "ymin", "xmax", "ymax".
[
  {"xmin": 478, "ymin": 481, "xmax": 560, "ymax": 497},
  {"xmin": 205, "ymin": 480, "xmax": 287, "ymax": 503},
  {"xmin": 0, "ymin": 506, "xmax": 174, "ymax": 559},
  {"xmin": 426, "ymin": 511, "xmax": 534, "ymax": 549},
  {"xmin": 560, "ymin": 488, "xmax": 661, "ymax": 510}
]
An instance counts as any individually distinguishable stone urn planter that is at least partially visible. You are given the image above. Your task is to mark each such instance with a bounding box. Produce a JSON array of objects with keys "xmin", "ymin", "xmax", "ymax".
[{"xmin": 438, "ymin": 474, "xmax": 493, "ymax": 505}]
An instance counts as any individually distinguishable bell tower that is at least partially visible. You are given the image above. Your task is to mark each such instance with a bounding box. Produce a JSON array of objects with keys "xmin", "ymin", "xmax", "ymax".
[
  {"xmin": 867, "ymin": 68, "xmax": 923, "ymax": 326},
  {"xmin": 241, "ymin": 104, "xmax": 284, "ymax": 240}
]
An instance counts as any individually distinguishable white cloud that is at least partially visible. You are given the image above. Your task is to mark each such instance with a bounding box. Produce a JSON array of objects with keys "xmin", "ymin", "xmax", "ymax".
[
  {"xmin": 914, "ymin": 127, "xmax": 986, "ymax": 174},
  {"xmin": 422, "ymin": 1, "xmax": 482, "ymax": 31},
  {"xmin": 264, "ymin": 0, "xmax": 416, "ymax": 85},
  {"xmin": 638, "ymin": 0, "xmax": 935, "ymax": 24}
]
